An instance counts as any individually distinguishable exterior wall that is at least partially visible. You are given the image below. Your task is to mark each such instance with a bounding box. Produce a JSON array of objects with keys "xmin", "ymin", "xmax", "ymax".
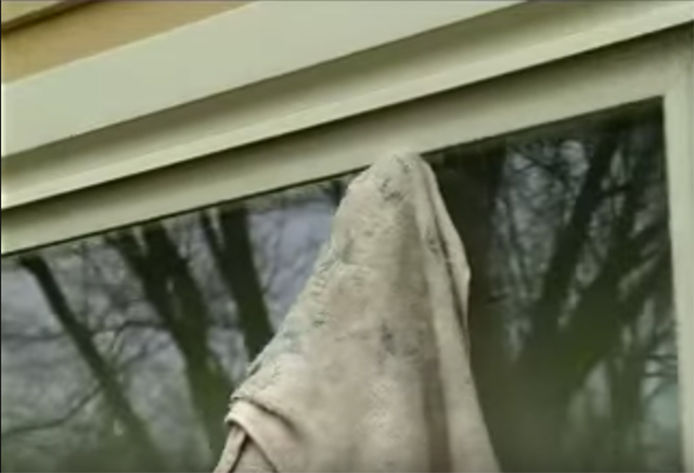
[{"xmin": 1, "ymin": 0, "xmax": 245, "ymax": 82}]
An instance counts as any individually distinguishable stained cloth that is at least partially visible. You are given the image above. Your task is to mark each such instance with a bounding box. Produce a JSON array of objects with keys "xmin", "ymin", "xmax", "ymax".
[{"xmin": 214, "ymin": 154, "xmax": 498, "ymax": 472}]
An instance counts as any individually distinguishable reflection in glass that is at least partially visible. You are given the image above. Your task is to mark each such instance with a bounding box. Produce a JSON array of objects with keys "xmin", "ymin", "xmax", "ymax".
[
  {"xmin": 429, "ymin": 100, "xmax": 680, "ymax": 472},
  {"xmin": 1, "ymin": 101, "xmax": 680, "ymax": 472},
  {"xmin": 1, "ymin": 184, "xmax": 341, "ymax": 472}
]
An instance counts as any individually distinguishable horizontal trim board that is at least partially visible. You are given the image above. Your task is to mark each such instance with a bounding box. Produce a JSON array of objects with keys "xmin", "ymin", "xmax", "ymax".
[
  {"xmin": 2, "ymin": 27, "xmax": 690, "ymax": 255},
  {"xmin": 2, "ymin": 1, "xmax": 693, "ymax": 210},
  {"xmin": 2, "ymin": 0, "xmax": 518, "ymax": 156}
]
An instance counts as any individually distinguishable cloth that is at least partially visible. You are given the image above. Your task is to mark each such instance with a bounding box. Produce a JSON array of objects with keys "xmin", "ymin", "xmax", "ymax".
[
  {"xmin": 216, "ymin": 426, "xmax": 276, "ymax": 472},
  {"xmin": 214, "ymin": 154, "xmax": 498, "ymax": 472}
]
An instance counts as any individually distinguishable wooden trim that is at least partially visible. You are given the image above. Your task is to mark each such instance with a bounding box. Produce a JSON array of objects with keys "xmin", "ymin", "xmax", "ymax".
[
  {"xmin": 663, "ymin": 26, "xmax": 694, "ymax": 468},
  {"xmin": 1, "ymin": 1, "xmax": 520, "ymax": 156},
  {"xmin": 2, "ymin": 27, "xmax": 690, "ymax": 253},
  {"xmin": 3, "ymin": 2, "xmax": 692, "ymax": 211}
]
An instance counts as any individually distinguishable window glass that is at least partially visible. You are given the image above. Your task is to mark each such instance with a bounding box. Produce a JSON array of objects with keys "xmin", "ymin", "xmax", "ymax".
[
  {"xmin": 1, "ymin": 183, "xmax": 342, "ymax": 472},
  {"xmin": 428, "ymin": 100, "xmax": 680, "ymax": 472},
  {"xmin": 1, "ymin": 100, "xmax": 680, "ymax": 472}
]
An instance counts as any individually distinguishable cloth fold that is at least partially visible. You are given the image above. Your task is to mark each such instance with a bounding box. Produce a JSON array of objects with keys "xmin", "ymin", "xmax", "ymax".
[{"xmin": 214, "ymin": 154, "xmax": 498, "ymax": 472}]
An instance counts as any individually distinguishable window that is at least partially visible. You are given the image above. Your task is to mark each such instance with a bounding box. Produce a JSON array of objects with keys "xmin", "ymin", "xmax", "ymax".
[
  {"xmin": 2, "ymin": 7, "xmax": 692, "ymax": 472},
  {"xmin": 429, "ymin": 100, "xmax": 680, "ymax": 471},
  {"xmin": 2, "ymin": 101, "xmax": 684, "ymax": 471},
  {"xmin": 1, "ymin": 183, "xmax": 341, "ymax": 471}
]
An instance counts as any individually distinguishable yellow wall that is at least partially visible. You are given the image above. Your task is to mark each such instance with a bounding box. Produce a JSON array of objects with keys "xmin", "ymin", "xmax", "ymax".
[{"xmin": 1, "ymin": 1, "xmax": 245, "ymax": 82}]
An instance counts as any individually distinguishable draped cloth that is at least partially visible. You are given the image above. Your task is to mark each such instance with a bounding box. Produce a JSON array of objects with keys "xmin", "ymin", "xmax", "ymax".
[{"xmin": 214, "ymin": 154, "xmax": 499, "ymax": 472}]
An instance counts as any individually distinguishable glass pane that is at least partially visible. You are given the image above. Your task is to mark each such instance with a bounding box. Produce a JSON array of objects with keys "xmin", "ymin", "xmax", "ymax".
[
  {"xmin": 1, "ymin": 100, "xmax": 680, "ymax": 472},
  {"xmin": 428, "ymin": 100, "xmax": 681, "ymax": 472},
  {"xmin": 1, "ymin": 183, "xmax": 344, "ymax": 472}
]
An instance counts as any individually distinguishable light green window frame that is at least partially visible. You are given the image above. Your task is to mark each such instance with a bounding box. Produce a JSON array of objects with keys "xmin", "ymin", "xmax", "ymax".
[{"xmin": 1, "ymin": 2, "xmax": 693, "ymax": 468}]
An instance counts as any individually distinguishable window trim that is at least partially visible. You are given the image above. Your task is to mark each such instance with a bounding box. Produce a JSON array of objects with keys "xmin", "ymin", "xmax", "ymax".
[
  {"xmin": 663, "ymin": 37, "xmax": 694, "ymax": 470},
  {"xmin": 2, "ymin": 2, "xmax": 692, "ymax": 209},
  {"xmin": 2, "ymin": 27, "xmax": 690, "ymax": 252},
  {"xmin": 1, "ymin": 1, "xmax": 519, "ymax": 156}
]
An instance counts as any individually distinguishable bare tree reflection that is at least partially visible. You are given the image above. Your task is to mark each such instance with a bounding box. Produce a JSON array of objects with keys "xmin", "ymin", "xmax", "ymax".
[
  {"xmin": 431, "ymin": 101, "xmax": 680, "ymax": 471},
  {"xmin": 1, "ymin": 186, "xmax": 333, "ymax": 471},
  {"xmin": 200, "ymin": 205, "xmax": 273, "ymax": 359}
]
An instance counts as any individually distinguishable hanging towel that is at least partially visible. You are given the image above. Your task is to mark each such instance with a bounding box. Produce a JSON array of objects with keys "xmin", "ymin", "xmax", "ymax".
[{"xmin": 214, "ymin": 154, "xmax": 499, "ymax": 472}]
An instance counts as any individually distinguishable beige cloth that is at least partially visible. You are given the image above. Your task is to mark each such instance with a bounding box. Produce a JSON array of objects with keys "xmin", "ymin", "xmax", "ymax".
[{"xmin": 214, "ymin": 154, "xmax": 499, "ymax": 472}]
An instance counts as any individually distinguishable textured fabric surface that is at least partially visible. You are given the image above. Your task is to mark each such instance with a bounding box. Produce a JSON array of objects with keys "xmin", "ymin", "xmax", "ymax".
[
  {"xmin": 216, "ymin": 425, "xmax": 276, "ymax": 473},
  {"xmin": 214, "ymin": 154, "xmax": 498, "ymax": 472}
]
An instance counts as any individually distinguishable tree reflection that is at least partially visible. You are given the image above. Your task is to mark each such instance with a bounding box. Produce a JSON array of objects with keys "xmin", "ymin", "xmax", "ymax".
[
  {"xmin": 1, "ymin": 185, "xmax": 335, "ymax": 471},
  {"xmin": 430, "ymin": 101, "xmax": 680, "ymax": 471}
]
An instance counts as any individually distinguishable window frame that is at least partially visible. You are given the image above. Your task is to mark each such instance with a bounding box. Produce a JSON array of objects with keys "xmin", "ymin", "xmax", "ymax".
[
  {"xmin": 2, "ymin": 2, "xmax": 691, "ymax": 208},
  {"xmin": 1, "ymin": 2, "xmax": 692, "ymax": 468}
]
